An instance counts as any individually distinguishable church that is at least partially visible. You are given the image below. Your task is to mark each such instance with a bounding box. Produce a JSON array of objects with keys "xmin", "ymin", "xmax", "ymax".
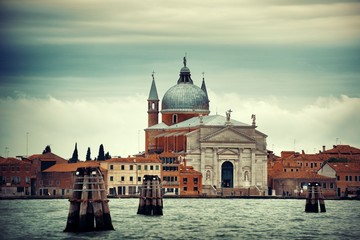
[{"xmin": 145, "ymin": 57, "xmax": 268, "ymax": 196}]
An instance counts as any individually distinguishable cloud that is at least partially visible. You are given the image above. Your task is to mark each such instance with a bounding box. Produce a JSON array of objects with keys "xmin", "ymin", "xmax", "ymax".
[
  {"xmin": 0, "ymin": 94, "xmax": 359, "ymax": 158},
  {"xmin": 1, "ymin": 0, "xmax": 359, "ymax": 45}
]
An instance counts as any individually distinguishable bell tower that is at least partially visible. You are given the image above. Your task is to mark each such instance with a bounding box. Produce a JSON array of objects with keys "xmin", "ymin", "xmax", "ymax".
[{"xmin": 147, "ymin": 72, "xmax": 159, "ymax": 127}]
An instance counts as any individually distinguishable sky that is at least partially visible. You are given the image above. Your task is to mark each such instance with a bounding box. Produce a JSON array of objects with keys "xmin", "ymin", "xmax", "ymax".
[{"xmin": 0, "ymin": 0, "xmax": 359, "ymax": 159}]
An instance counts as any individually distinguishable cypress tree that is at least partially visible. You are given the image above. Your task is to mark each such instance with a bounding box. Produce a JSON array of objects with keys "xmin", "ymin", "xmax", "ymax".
[
  {"xmin": 97, "ymin": 144, "xmax": 105, "ymax": 161},
  {"xmin": 105, "ymin": 151, "xmax": 111, "ymax": 160},
  {"xmin": 86, "ymin": 147, "xmax": 91, "ymax": 161},
  {"xmin": 42, "ymin": 145, "xmax": 51, "ymax": 154},
  {"xmin": 69, "ymin": 143, "xmax": 79, "ymax": 163}
]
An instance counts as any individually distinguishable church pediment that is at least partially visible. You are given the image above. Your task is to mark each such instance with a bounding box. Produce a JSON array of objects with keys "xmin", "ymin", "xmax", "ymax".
[{"xmin": 201, "ymin": 127, "xmax": 256, "ymax": 143}]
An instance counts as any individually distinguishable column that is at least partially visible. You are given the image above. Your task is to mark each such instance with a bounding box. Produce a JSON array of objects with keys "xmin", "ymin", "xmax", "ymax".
[
  {"xmin": 251, "ymin": 148, "xmax": 256, "ymax": 186},
  {"xmin": 213, "ymin": 147, "xmax": 218, "ymax": 186}
]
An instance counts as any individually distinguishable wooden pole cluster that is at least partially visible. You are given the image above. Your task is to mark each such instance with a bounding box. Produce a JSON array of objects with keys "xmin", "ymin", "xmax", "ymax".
[
  {"xmin": 64, "ymin": 167, "xmax": 114, "ymax": 232},
  {"xmin": 305, "ymin": 182, "xmax": 326, "ymax": 213},
  {"xmin": 137, "ymin": 175, "xmax": 163, "ymax": 216}
]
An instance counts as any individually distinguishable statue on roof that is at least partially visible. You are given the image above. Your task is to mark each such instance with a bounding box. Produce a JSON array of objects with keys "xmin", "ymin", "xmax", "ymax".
[
  {"xmin": 226, "ymin": 109, "xmax": 232, "ymax": 122},
  {"xmin": 183, "ymin": 56, "xmax": 187, "ymax": 67},
  {"xmin": 251, "ymin": 114, "xmax": 256, "ymax": 126}
]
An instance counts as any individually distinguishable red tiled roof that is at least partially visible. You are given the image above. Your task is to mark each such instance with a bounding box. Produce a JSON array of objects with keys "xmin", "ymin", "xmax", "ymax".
[
  {"xmin": 43, "ymin": 161, "xmax": 103, "ymax": 172},
  {"xmin": 0, "ymin": 157, "xmax": 31, "ymax": 165},
  {"xmin": 106, "ymin": 157, "xmax": 161, "ymax": 164},
  {"xmin": 327, "ymin": 162, "xmax": 360, "ymax": 173},
  {"xmin": 28, "ymin": 152, "xmax": 67, "ymax": 162},
  {"xmin": 274, "ymin": 171, "xmax": 334, "ymax": 180},
  {"xmin": 323, "ymin": 145, "xmax": 360, "ymax": 155}
]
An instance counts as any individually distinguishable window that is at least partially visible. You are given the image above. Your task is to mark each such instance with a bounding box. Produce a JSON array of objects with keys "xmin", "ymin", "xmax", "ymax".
[
  {"xmin": 156, "ymin": 165, "xmax": 159, "ymax": 170},
  {"xmin": 121, "ymin": 176, "xmax": 125, "ymax": 181},
  {"xmin": 355, "ymin": 176, "xmax": 358, "ymax": 181},
  {"xmin": 1, "ymin": 176, "xmax": 6, "ymax": 184},
  {"xmin": 183, "ymin": 186, "xmax": 187, "ymax": 191},
  {"xmin": 322, "ymin": 183, "xmax": 326, "ymax": 189},
  {"xmin": 345, "ymin": 176, "xmax": 349, "ymax": 181},
  {"xmin": 296, "ymin": 169, "xmax": 299, "ymax": 172},
  {"xmin": 121, "ymin": 165, "xmax": 125, "ymax": 170},
  {"xmin": 145, "ymin": 165, "xmax": 148, "ymax": 170},
  {"xmin": 150, "ymin": 165, "xmax": 154, "ymax": 170},
  {"xmin": 138, "ymin": 177, "xmax": 141, "ymax": 182},
  {"xmin": 194, "ymin": 178, "xmax": 198, "ymax": 184},
  {"xmin": 310, "ymin": 163, "xmax": 313, "ymax": 168},
  {"xmin": 183, "ymin": 178, "xmax": 188, "ymax": 184},
  {"xmin": 130, "ymin": 165, "xmax": 133, "ymax": 170},
  {"xmin": 349, "ymin": 176, "xmax": 352, "ymax": 181},
  {"xmin": 138, "ymin": 165, "xmax": 141, "ymax": 170},
  {"xmin": 284, "ymin": 169, "xmax": 287, "ymax": 172},
  {"xmin": 306, "ymin": 163, "xmax": 308, "ymax": 167},
  {"xmin": 110, "ymin": 165, "xmax": 114, "ymax": 170},
  {"xmin": 173, "ymin": 114, "xmax": 177, "ymax": 123},
  {"xmin": 130, "ymin": 176, "xmax": 133, "ymax": 181},
  {"xmin": 291, "ymin": 169, "xmax": 294, "ymax": 172},
  {"xmin": 330, "ymin": 183, "xmax": 334, "ymax": 189},
  {"xmin": 314, "ymin": 163, "xmax": 317, "ymax": 167},
  {"xmin": 194, "ymin": 186, "xmax": 198, "ymax": 192},
  {"xmin": 337, "ymin": 175, "xmax": 340, "ymax": 181},
  {"xmin": 110, "ymin": 176, "xmax": 114, "ymax": 181}
]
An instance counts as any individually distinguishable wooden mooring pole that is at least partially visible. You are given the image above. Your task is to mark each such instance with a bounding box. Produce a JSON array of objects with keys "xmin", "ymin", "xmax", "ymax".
[
  {"xmin": 305, "ymin": 182, "xmax": 326, "ymax": 213},
  {"xmin": 137, "ymin": 175, "xmax": 163, "ymax": 216},
  {"xmin": 64, "ymin": 167, "xmax": 114, "ymax": 232}
]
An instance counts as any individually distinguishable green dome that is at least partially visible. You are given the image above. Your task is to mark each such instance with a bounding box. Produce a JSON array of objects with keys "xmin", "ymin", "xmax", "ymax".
[{"xmin": 161, "ymin": 83, "xmax": 209, "ymax": 113}]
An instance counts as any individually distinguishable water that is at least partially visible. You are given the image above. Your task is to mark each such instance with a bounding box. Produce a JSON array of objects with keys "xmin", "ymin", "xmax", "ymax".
[{"xmin": 1, "ymin": 198, "xmax": 360, "ymax": 239}]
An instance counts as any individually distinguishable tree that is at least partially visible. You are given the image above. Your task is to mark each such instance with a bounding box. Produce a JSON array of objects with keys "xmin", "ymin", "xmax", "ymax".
[
  {"xmin": 86, "ymin": 147, "xmax": 91, "ymax": 161},
  {"xmin": 42, "ymin": 145, "xmax": 51, "ymax": 154},
  {"xmin": 105, "ymin": 151, "xmax": 111, "ymax": 160},
  {"xmin": 69, "ymin": 143, "xmax": 79, "ymax": 163},
  {"xmin": 97, "ymin": 144, "xmax": 105, "ymax": 161}
]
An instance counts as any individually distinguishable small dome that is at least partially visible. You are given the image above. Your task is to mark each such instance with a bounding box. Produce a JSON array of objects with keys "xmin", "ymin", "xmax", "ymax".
[{"xmin": 161, "ymin": 83, "xmax": 209, "ymax": 113}]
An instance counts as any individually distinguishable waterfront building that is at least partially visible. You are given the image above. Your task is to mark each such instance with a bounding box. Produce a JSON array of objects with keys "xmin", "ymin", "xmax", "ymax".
[
  {"xmin": 27, "ymin": 151, "xmax": 68, "ymax": 195},
  {"xmin": 42, "ymin": 161, "xmax": 105, "ymax": 197},
  {"xmin": 179, "ymin": 161, "xmax": 203, "ymax": 196},
  {"xmin": 100, "ymin": 156, "xmax": 162, "ymax": 196},
  {"xmin": 0, "ymin": 157, "xmax": 31, "ymax": 197},
  {"xmin": 318, "ymin": 161, "xmax": 360, "ymax": 198},
  {"xmin": 268, "ymin": 145, "xmax": 360, "ymax": 198},
  {"xmin": 145, "ymin": 58, "xmax": 268, "ymax": 196}
]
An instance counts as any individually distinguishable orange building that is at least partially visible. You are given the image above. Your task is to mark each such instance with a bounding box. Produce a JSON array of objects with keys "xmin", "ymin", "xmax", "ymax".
[
  {"xmin": 179, "ymin": 161, "xmax": 202, "ymax": 196},
  {"xmin": 268, "ymin": 145, "xmax": 360, "ymax": 198},
  {"xmin": 318, "ymin": 162, "xmax": 360, "ymax": 198}
]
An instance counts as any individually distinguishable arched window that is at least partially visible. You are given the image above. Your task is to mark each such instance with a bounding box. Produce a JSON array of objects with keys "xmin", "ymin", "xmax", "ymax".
[{"xmin": 172, "ymin": 114, "xmax": 177, "ymax": 123}]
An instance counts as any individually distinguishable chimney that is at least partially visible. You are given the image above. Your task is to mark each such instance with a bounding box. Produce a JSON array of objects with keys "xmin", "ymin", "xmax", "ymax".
[
  {"xmin": 322, "ymin": 146, "xmax": 326, "ymax": 152},
  {"xmin": 301, "ymin": 150, "xmax": 305, "ymax": 155}
]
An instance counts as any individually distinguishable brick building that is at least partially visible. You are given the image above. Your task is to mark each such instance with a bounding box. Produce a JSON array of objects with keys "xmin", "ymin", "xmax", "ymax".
[
  {"xmin": 42, "ymin": 161, "xmax": 105, "ymax": 197},
  {"xmin": 0, "ymin": 157, "xmax": 31, "ymax": 197},
  {"xmin": 268, "ymin": 145, "xmax": 360, "ymax": 198},
  {"xmin": 318, "ymin": 162, "xmax": 360, "ymax": 198}
]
